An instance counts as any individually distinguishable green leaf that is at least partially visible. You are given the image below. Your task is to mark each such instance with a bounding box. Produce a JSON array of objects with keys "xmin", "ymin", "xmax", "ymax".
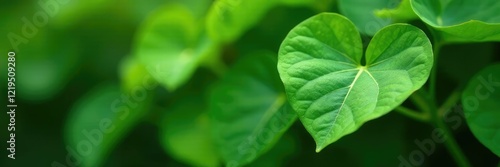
[
  {"xmin": 160, "ymin": 97, "xmax": 219, "ymax": 167},
  {"xmin": 209, "ymin": 52, "xmax": 297, "ymax": 166},
  {"xmin": 278, "ymin": 13, "xmax": 433, "ymax": 152},
  {"xmin": 279, "ymin": 0, "xmax": 333, "ymax": 8},
  {"xmin": 375, "ymin": 0, "xmax": 418, "ymax": 22},
  {"xmin": 247, "ymin": 134, "xmax": 298, "ymax": 167},
  {"xmin": 65, "ymin": 83, "xmax": 152, "ymax": 167},
  {"xmin": 206, "ymin": 0, "xmax": 279, "ymax": 43},
  {"xmin": 51, "ymin": 0, "xmax": 113, "ymax": 28},
  {"xmin": 16, "ymin": 30, "xmax": 80, "ymax": 101},
  {"xmin": 205, "ymin": 0, "xmax": 326, "ymax": 43},
  {"xmin": 134, "ymin": 5, "xmax": 218, "ymax": 91},
  {"xmin": 411, "ymin": 0, "xmax": 500, "ymax": 42},
  {"xmin": 338, "ymin": 0, "xmax": 395, "ymax": 35},
  {"xmin": 118, "ymin": 56, "xmax": 158, "ymax": 92},
  {"xmin": 462, "ymin": 64, "xmax": 500, "ymax": 157}
]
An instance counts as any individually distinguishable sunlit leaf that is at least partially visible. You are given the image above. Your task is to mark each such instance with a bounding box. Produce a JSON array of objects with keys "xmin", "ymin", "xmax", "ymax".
[
  {"xmin": 278, "ymin": 13, "xmax": 433, "ymax": 151},
  {"xmin": 134, "ymin": 5, "xmax": 218, "ymax": 91},
  {"xmin": 118, "ymin": 56, "xmax": 157, "ymax": 92}
]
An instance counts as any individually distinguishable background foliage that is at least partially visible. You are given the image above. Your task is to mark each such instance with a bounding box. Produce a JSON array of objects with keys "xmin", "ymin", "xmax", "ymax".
[{"xmin": 0, "ymin": 0, "xmax": 499, "ymax": 166}]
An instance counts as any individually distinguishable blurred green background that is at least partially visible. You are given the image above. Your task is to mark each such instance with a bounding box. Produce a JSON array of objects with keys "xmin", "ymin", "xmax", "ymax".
[{"xmin": 1, "ymin": 0, "xmax": 499, "ymax": 166}]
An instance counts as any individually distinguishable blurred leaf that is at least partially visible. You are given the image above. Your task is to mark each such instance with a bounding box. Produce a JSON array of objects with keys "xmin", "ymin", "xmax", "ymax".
[
  {"xmin": 278, "ymin": 13, "xmax": 433, "ymax": 152},
  {"xmin": 160, "ymin": 96, "xmax": 219, "ymax": 167},
  {"xmin": 279, "ymin": 0, "xmax": 315, "ymax": 6},
  {"xmin": 462, "ymin": 64, "xmax": 500, "ymax": 157},
  {"xmin": 126, "ymin": 0, "xmax": 212, "ymax": 23},
  {"xmin": 205, "ymin": 0, "xmax": 330, "ymax": 43},
  {"xmin": 134, "ymin": 5, "xmax": 218, "ymax": 91},
  {"xmin": 210, "ymin": 52, "xmax": 297, "ymax": 166},
  {"xmin": 438, "ymin": 43, "xmax": 495, "ymax": 84},
  {"xmin": 175, "ymin": 0, "xmax": 213, "ymax": 18},
  {"xmin": 235, "ymin": 6, "xmax": 316, "ymax": 54},
  {"xmin": 118, "ymin": 55, "xmax": 157, "ymax": 92},
  {"xmin": 247, "ymin": 134, "xmax": 297, "ymax": 167},
  {"xmin": 65, "ymin": 83, "xmax": 152, "ymax": 167},
  {"xmin": 206, "ymin": 0, "xmax": 279, "ymax": 43},
  {"xmin": 51, "ymin": 0, "xmax": 113, "ymax": 28},
  {"xmin": 411, "ymin": 0, "xmax": 500, "ymax": 42},
  {"xmin": 125, "ymin": 0, "xmax": 169, "ymax": 23},
  {"xmin": 15, "ymin": 30, "xmax": 80, "ymax": 101},
  {"xmin": 338, "ymin": 0, "xmax": 395, "ymax": 35},
  {"xmin": 375, "ymin": 0, "xmax": 418, "ymax": 22}
]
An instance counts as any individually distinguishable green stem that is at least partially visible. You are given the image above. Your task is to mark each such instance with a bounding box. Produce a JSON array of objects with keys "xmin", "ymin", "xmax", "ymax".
[
  {"xmin": 394, "ymin": 106, "xmax": 429, "ymax": 122},
  {"xmin": 431, "ymin": 111, "xmax": 471, "ymax": 167},
  {"xmin": 429, "ymin": 42, "xmax": 442, "ymax": 100},
  {"xmin": 410, "ymin": 90, "xmax": 432, "ymax": 113},
  {"xmin": 424, "ymin": 38, "xmax": 471, "ymax": 167},
  {"xmin": 438, "ymin": 89, "xmax": 462, "ymax": 117},
  {"xmin": 411, "ymin": 91, "xmax": 471, "ymax": 166}
]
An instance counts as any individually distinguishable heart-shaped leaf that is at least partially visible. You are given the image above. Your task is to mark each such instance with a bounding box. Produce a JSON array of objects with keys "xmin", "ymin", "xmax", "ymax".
[
  {"xmin": 411, "ymin": 0, "xmax": 500, "ymax": 42},
  {"xmin": 278, "ymin": 13, "xmax": 433, "ymax": 151},
  {"xmin": 134, "ymin": 5, "xmax": 218, "ymax": 91},
  {"xmin": 210, "ymin": 52, "xmax": 297, "ymax": 166},
  {"xmin": 462, "ymin": 64, "xmax": 500, "ymax": 157}
]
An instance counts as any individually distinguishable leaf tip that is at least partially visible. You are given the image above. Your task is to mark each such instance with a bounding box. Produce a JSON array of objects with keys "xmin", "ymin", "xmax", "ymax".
[{"xmin": 315, "ymin": 142, "xmax": 327, "ymax": 153}]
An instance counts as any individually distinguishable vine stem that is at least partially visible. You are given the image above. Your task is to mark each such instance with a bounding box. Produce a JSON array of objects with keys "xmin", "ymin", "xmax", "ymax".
[
  {"xmin": 438, "ymin": 89, "xmax": 461, "ymax": 117},
  {"xmin": 425, "ymin": 39, "xmax": 471, "ymax": 167},
  {"xmin": 394, "ymin": 106, "xmax": 429, "ymax": 122},
  {"xmin": 429, "ymin": 41, "xmax": 442, "ymax": 99},
  {"xmin": 431, "ymin": 107, "xmax": 471, "ymax": 167}
]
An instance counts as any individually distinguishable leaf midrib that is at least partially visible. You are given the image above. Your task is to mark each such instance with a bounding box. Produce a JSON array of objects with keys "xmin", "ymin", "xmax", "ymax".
[
  {"xmin": 318, "ymin": 67, "xmax": 362, "ymax": 150},
  {"xmin": 318, "ymin": 67, "xmax": 380, "ymax": 151}
]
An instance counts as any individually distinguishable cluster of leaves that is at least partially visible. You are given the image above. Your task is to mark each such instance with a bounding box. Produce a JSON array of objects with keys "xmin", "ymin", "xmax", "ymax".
[
  {"xmin": 4, "ymin": 0, "xmax": 499, "ymax": 166},
  {"xmin": 68, "ymin": 0, "xmax": 499, "ymax": 166}
]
